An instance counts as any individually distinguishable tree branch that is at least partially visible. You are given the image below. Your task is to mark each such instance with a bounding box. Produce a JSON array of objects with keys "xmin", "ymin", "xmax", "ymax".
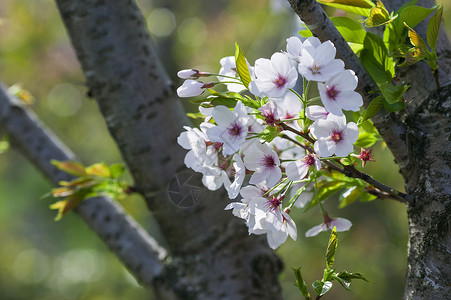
[{"xmin": 0, "ymin": 83, "xmax": 167, "ymax": 289}]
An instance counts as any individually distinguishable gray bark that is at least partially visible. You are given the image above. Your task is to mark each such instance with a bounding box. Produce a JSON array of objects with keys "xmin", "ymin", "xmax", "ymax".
[
  {"xmin": 287, "ymin": 0, "xmax": 451, "ymax": 299},
  {"xmin": 54, "ymin": 0, "xmax": 283, "ymax": 299}
]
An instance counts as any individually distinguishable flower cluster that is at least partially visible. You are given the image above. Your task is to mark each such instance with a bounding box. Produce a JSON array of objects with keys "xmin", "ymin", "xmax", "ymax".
[{"xmin": 176, "ymin": 36, "xmax": 368, "ymax": 249}]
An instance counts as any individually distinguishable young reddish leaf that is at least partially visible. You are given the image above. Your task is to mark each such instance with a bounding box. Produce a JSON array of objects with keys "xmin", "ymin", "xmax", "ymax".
[
  {"xmin": 405, "ymin": 23, "xmax": 428, "ymax": 52},
  {"xmin": 51, "ymin": 160, "xmax": 86, "ymax": 176},
  {"xmin": 51, "ymin": 187, "xmax": 75, "ymax": 197},
  {"xmin": 50, "ymin": 192, "xmax": 86, "ymax": 221},
  {"xmin": 85, "ymin": 162, "xmax": 111, "ymax": 177}
]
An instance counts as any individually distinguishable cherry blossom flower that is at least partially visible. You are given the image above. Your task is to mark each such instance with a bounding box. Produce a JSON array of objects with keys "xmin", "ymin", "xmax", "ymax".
[
  {"xmin": 318, "ymin": 70, "xmax": 363, "ymax": 116},
  {"xmin": 258, "ymin": 102, "xmax": 280, "ymax": 126},
  {"xmin": 225, "ymin": 185, "xmax": 269, "ymax": 235},
  {"xmin": 206, "ymin": 101, "xmax": 251, "ymax": 156},
  {"xmin": 177, "ymin": 124, "xmax": 218, "ymax": 173},
  {"xmin": 249, "ymin": 52, "xmax": 298, "ymax": 98},
  {"xmin": 285, "ymin": 36, "xmax": 321, "ymax": 64},
  {"xmin": 286, "ymin": 153, "xmax": 322, "ymax": 181},
  {"xmin": 177, "ymin": 123, "xmax": 224, "ymax": 191},
  {"xmin": 248, "ymin": 194, "xmax": 296, "ymax": 249},
  {"xmin": 177, "ymin": 80, "xmax": 214, "ymax": 98},
  {"xmin": 358, "ymin": 147, "xmax": 375, "ymax": 167},
  {"xmin": 305, "ymin": 214, "xmax": 352, "ymax": 237},
  {"xmin": 266, "ymin": 209, "xmax": 297, "ymax": 249},
  {"xmin": 274, "ymin": 92, "xmax": 303, "ymax": 121},
  {"xmin": 243, "ymin": 142, "xmax": 282, "ymax": 187},
  {"xmin": 177, "ymin": 69, "xmax": 210, "ymax": 79},
  {"xmin": 305, "ymin": 105, "xmax": 329, "ymax": 120},
  {"xmin": 218, "ymin": 56, "xmax": 253, "ymax": 93},
  {"xmin": 222, "ymin": 154, "xmax": 246, "ymax": 199},
  {"xmin": 310, "ymin": 114, "xmax": 359, "ymax": 157},
  {"xmin": 298, "ymin": 41, "xmax": 344, "ymax": 82}
]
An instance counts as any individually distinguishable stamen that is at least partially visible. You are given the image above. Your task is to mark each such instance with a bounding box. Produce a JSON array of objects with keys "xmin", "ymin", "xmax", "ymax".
[
  {"xmin": 331, "ymin": 130, "xmax": 343, "ymax": 143},
  {"xmin": 228, "ymin": 122, "xmax": 242, "ymax": 137},
  {"xmin": 326, "ymin": 85, "xmax": 339, "ymax": 100},
  {"xmin": 273, "ymin": 75, "xmax": 288, "ymax": 88}
]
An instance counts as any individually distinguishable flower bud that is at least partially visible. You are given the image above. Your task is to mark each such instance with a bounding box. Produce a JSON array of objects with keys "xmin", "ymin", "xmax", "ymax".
[{"xmin": 177, "ymin": 69, "xmax": 200, "ymax": 79}]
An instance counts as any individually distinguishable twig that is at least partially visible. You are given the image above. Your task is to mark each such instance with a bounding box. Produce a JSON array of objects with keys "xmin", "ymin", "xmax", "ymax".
[{"xmin": 279, "ymin": 125, "xmax": 412, "ymax": 204}]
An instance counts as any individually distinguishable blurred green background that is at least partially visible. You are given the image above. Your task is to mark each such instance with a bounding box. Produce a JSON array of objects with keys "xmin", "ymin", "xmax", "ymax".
[{"xmin": 0, "ymin": 0, "xmax": 449, "ymax": 299}]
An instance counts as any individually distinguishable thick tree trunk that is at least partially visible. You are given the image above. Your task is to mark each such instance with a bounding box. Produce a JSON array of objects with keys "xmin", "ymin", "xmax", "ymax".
[
  {"xmin": 54, "ymin": 0, "xmax": 283, "ymax": 299},
  {"xmin": 402, "ymin": 86, "xmax": 451, "ymax": 299}
]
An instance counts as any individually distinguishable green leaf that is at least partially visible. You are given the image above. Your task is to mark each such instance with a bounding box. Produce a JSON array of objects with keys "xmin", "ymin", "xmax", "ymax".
[
  {"xmin": 293, "ymin": 267, "xmax": 312, "ymax": 299},
  {"xmin": 331, "ymin": 271, "xmax": 369, "ymax": 291},
  {"xmin": 186, "ymin": 112, "xmax": 206, "ymax": 119},
  {"xmin": 331, "ymin": 273, "xmax": 352, "ymax": 290},
  {"xmin": 317, "ymin": 181, "xmax": 346, "ymax": 201},
  {"xmin": 299, "ymin": 27, "xmax": 313, "ymax": 38},
  {"xmin": 331, "ymin": 17, "xmax": 367, "ymax": 44},
  {"xmin": 358, "ymin": 119, "xmax": 380, "ymax": 136},
  {"xmin": 109, "ymin": 163, "xmax": 125, "ymax": 179},
  {"xmin": 378, "ymin": 82, "xmax": 410, "ymax": 104},
  {"xmin": 51, "ymin": 160, "xmax": 86, "ymax": 177},
  {"xmin": 355, "ymin": 131, "xmax": 378, "ymax": 148},
  {"xmin": 384, "ymin": 99, "xmax": 406, "ymax": 112},
  {"xmin": 361, "ymin": 95, "xmax": 385, "ymax": 122},
  {"xmin": 360, "ymin": 191, "xmax": 378, "ymax": 202},
  {"xmin": 326, "ymin": 227, "xmax": 338, "ymax": 268},
  {"xmin": 312, "ymin": 280, "xmax": 333, "ymax": 296},
  {"xmin": 318, "ymin": 0, "xmax": 374, "ymax": 17},
  {"xmin": 339, "ymin": 186, "xmax": 363, "ymax": 208},
  {"xmin": 234, "ymin": 43, "xmax": 252, "ymax": 89},
  {"xmin": 427, "ymin": 5, "xmax": 442, "ymax": 51},
  {"xmin": 336, "ymin": 270, "xmax": 369, "ymax": 282},
  {"xmin": 259, "ymin": 126, "xmax": 280, "ymax": 143},
  {"xmin": 401, "ymin": 5, "xmax": 437, "ymax": 28},
  {"xmin": 203, "ymin": 89, "xmax": 243, "ymax": 108},
  {"xmin": 360, "ymin": 32, "xmax": 394, "ymax": 83},
  {"xmin": 383, "ymin": 0, "xmax": 419, "ymax": 52},
  {"xmin": 241, "ymin": 95, "xmax": 262, "ymax": 109},
  {"xmin": 365, "ymin": 0, "xmax": 395, "ymax": 28}
]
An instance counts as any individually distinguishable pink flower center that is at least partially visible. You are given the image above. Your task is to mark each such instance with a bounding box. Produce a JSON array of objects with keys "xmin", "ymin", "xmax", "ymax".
[
  {"xmin": 228, "ymin": 122, "xmax": 242, "ymax": 137},
  {"xmin": 263, "ymin": 111, "xmax": 277, "ymax": 125},
  {"xmin": 359, "ymin": 148, "xmax": 373, "ymax": 162},
  {"xmin": 284, "ymin": 113, "xmax": 295, "ymax": 119},
  {"xmin": 205, "ymin": 141, "xmax": 223, "ymax": 151},
  {"xmin": 260, "ymin": 154, "xmax": 276, "ymax": 169},
  {"xmin": 273, "ymin": 75, "xmax": 288, "ymax": 89},
  {"xmin": 266, "ymin": 196, "xmax": 283, "ymax": 211},
  {"xmin": 331, "ymin": 130, "xmax": 343, "ymax": 143},
  {"xmin": 303, "ymin": 154, "xmax": 315, "ymax": 167},
  {"xmin": 326, "ymin": 85, "xmax": 339, "ymax": 100}
]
